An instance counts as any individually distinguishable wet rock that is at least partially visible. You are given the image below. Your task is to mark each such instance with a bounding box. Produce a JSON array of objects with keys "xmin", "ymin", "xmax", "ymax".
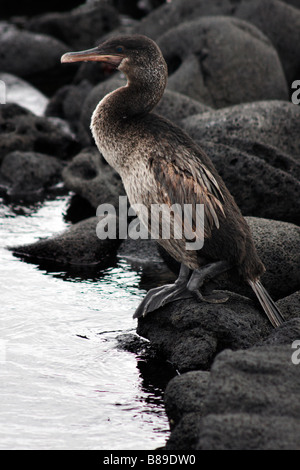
[
  {"xmin": 0, "ymin": 104, "xmax": 80, "ymax": 164},
  {"xmin": 62, "ymin": 147, "xmax": 125, "ymax": 209},
  {"xmin": 0, "ymin": 151, "xmax": 64, "ymax": 198},
  {"xmin": 156, "ymin": 16, "xmax": 288, "ymax": 106},
  {"xmin": 26, "ymin": 3, "xmax": 120, "ymax": 50},
  {"xmin": 164, "ymin": 371, "xmax": 210, "ymax": 429},
  {"xmin": 0, "ymin": 22, "xmax": 71, "ymax": 95},
  {"xmin": 136, "ymin": 291, "xmax": 273, "ymax": 372},
  {"xmin": 0, "ymin": 73, "xmax": 49, "ymax": 116},
  {"xmin": 10, "ymin": 215, "xmax": 121, "ymax": 266},
  {"xmin": 196, "ymin": 345, "xmax": 300, "ymax": 450}
]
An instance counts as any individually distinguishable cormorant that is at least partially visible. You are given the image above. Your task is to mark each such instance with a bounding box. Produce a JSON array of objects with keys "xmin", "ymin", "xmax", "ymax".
[{"xmin": 61, "ymin": 34, "xmax": 285, "ymax": 327}]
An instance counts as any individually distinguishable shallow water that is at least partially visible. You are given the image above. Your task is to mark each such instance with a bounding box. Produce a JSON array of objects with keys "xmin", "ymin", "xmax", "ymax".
[{"xmin": 0, "ymin": 195, "xmax": 174, "ymax": 450}]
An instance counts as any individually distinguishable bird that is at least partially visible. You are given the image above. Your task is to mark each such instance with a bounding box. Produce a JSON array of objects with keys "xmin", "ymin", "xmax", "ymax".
[{"xmin": 61, "ymin": 34, "xmax": 285, "ymax": 328}]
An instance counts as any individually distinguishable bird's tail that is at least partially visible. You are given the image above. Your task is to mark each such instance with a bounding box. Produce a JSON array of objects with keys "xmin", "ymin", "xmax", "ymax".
[{"xmin": 248, "ymin": 279, "xmax": 285, "ymax": 328}]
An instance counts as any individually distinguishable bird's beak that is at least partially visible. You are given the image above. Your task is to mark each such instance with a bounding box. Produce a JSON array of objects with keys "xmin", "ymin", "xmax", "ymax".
[{"xmin": 61, "ymin": 46, "xmax": 124, "ymax": 68}]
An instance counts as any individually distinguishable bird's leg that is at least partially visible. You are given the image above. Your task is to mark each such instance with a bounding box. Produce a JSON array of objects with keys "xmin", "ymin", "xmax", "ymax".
[
  {"xmin": 133, "ymin": 263, "xmax": 192, "ymax": 318},
  {"xmin": 187, "ymin": 260, "xmax": 231, "ymax": 303}
]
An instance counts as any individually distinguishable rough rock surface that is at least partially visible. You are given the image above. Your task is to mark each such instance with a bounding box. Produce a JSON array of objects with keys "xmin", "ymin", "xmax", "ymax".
[
  {"xmin": 62, "ymin": 147, "xmax": 125, "ymax": 209},
  {"xmin": 10, "ymin": 215, "xmax": 121, "ymax": 267},
  {"xmin": 0, "ymin": 104, "xmax": 80, "ymax": 164},
  {"xmin": 0, "ymin": 150, "xmax": 64, "ymax": 197},
  {"xmin": 164, "ymin": 342, "xmax": 300, "ymax": 450},
  {"xmin": 157, "ymin": 16, "xmax": 288, "ymax": 106},
  {"xmin": 26, "ymin": 3, "xmax": 120, "ymax": 50}
]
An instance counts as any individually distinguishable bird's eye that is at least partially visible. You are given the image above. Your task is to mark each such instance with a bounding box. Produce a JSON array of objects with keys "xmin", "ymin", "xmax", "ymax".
[{"xmin": 116, "ymin": 46, "xmax": 124, "ymax": 53}]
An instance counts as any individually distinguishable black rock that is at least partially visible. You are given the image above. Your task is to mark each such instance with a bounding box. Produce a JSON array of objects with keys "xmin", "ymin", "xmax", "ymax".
[
  {"xmin": 156, "ymin": 16, "xmax": 288, "ymax": 106},
  {"xmin": 197, "ymin": 344, "xmax": 300, "ymax": 450},
  {"xmin": 62, "ymin": 147, "xmax": 125, "ymax": 209},
  {"xmin": 9, "ymin": 215, "xmax": 121, "ymax": 266},
  {"xmin": 0, "ymin": 150, "xmax": 64, "ymax": 198},
  {"xmin": 234, "ymin": 0, "xmax": 300, "ymax": 84},
  {"xmin": 137, "ymin": 291, "xmax": 273, "ymax": 372},
  {"xmin": 0, "ymin": 22, "xmax": 72, "ymax": 95},
  {"xmin": 0, "ymin": 104, "xmax": 80, "ymax": 164},
  {"xmin": 26, "ymin": 3, "xmax": 120, "ymax": 50}
]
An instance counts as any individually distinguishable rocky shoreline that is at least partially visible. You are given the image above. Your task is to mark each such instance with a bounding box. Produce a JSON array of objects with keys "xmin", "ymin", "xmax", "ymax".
[{"xmin": 1, "ymin": 0, "xmax": 300, "ymax": 450}]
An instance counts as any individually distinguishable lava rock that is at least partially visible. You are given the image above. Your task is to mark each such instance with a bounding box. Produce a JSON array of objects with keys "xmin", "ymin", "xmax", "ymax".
[
  {"xmin": 196, "ymin": 345, "xmax": 300, "ymax": 450},
  {"xmin": 156, "ymin": 16, "xmax": 288, "ymax": 106},
  {"xmin": 0, "ymin": 104, "xmax": 80, "ymax": 164},
  {"xmin": 0, "ymin": 73, "xmax": 49, "ymax": 116},
  {"xmin": 136, "ymin": 0, "xmax": 234, "ymax": 39},
  {"xmin": 0, "ymin": 151, "xmax": 64, "ymax": 198},
  {"xmin": 234, "ymin": 0, "xmax": 300, "ymax": 84},
  {"xmin": 180, "ymin": 101, "xmax": 300, "ymax": 224},
  {"xmin": 196, "ymin": 140, "xmax": 300, "ymax": 225},
  {"xmin": 164, "ymin": 371, "xmax": 210, "ymax": 429},
  {"xmin": 0, "ymin": 22, "xmax": 71, "ymax": 94},
  {"xmin": 136, "ymin": 291, "xmax": 273, "ymax": 372},
  {"xmin": 26, "ymin": 2, "xmax": 120, "ymax": 50},
  {"xmin": 10, "ymin": 215, "xmax": 121, "ymax": 266},
  {"xmin": 45, "ymin": 80, "xmax": 93, "ymax": 134},
  {"xmin": 62, "ymin": 147, "xmax": 125, "ymax": 209},
  {"xmin": 137, "ymin": 0, "xmax": 300, "ymax": 84},
  {"xmin": 182, "ymin": 100, "xmax": 300, "ymax": 156}
]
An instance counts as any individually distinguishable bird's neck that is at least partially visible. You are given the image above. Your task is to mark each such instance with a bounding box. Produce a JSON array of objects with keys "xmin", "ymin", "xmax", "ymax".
[
  {"xmin": 97, "ymin": 69, "xmax": 166, "ymax": 120},
  {"xmin": 91, "ymin": 69, "xmax": 166, "ymax": 171}
]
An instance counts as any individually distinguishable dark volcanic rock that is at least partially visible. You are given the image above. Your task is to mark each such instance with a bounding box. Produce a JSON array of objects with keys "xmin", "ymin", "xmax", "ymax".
[
  {"xmin": 137, "ymin": 292, "xmax": 273, "ymax": 372},
  {"xmin": 10, "ymin": 215, "xmax": 121, "ymax": 266},
  {"xmin": 156, "ymin": 16, "xmax": 288, "ymax": 106},
  {"xmin": 234, "ymin": 0, "xmax": 300, "ymax": 84},
  {"xmin": 137, "ymin": 0, "xmax": 300, "ymax": 85},
  {"xmin": 26, "ymin": 3, "xmax": 120, "ymax": 50},
  {"xmin": 195, "ymin": 140, "xmax": 300, "ymax": 225},
  {"xmin": 62, "ymin": 147, "xmax": 125, "ymax": 209},
  {"xmin": 182, "ymin": 100, "xmax": 300, "ymax": 156},
  {"xmin": 46, "ymin": 80, "xmax": 93, "ymax": 134},
  {"xmin": 196, "ymin": 345, "xmax": 300, "ymax": 450},
  {"xmin": 164, "ymin": 342, "xmax": 300, "ymax": 450},
  {"xmin": 136, "ymin": 0, "xmax": 234, "ymax": 39},
  {"xmin": 0, "ymin": 151, "xmax": 64, "ymax": 197},
  {"xmin": 181, "ymin": 101, "xmax": 300, "ymax": 224},
  {"xmin": 0, "ymin": 104, "xmax": 80, "ymax": 164},
  {"xmin": 0, "ymin": 22, "xmax": 71, "ymax": 94}
]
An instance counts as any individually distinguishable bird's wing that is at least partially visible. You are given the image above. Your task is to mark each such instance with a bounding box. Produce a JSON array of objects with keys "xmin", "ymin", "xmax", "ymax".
[{"xmin": 149, "ymin": 153, "xmax": 226, "ymax": 240}]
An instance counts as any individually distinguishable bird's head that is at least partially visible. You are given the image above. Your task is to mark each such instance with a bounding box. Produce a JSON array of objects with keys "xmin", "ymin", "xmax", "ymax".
[{"xmin": 61, "ymin": 34, "xmax": 168, "ymax": 86}]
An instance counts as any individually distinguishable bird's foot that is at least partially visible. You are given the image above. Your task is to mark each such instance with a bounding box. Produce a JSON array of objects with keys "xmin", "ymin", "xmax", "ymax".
[
  {"xmin": 192, "ymin": 289, "xmax": 229, "ymax": 304},
  {"xmin": 133, "ymin": 283, "xmax": 193, "ymax": 319}
]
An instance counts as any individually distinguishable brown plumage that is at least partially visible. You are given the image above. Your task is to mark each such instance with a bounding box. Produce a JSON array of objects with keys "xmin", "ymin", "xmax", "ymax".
[{"xmin": 61, "ymin": 34, "xmax": 285, "ymax": 328}]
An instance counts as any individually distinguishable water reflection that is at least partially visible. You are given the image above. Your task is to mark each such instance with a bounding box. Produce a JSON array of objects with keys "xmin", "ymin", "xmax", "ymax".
[{"xmin": 0, "ymin": 194, "xmax": 176, "ymax": 449}]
